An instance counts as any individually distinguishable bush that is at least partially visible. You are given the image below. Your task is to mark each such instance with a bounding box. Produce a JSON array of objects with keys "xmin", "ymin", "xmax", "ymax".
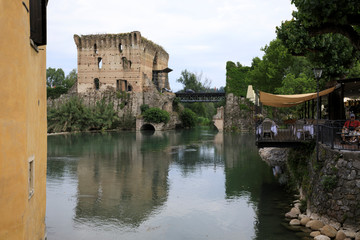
[
  {"xmin": 172, "ymin": 97, "xmax": 180, "ymax": 112},
  {"xmin": 180, "ymin": 108, "xmax": 197, "ymax": 128},
  {"xmin": 143, "ymin": 107, "xmax": 170, "ymax": 124},
  {"xmin": 92, "ymin": 99, "xmax": 120, "ymax": 130},
  {"xmin": 198, "ymin": 117, "xmax": 212, "ymax": 126},
  {"xmin": 47, "ymin": 97, "xmax": 91, "ymax": 132},
  {"xmin": 47, "ymin": 86, "xmax": 68, "ymax": 99},
  {"xmin": 47, "ymin": 96, "xmax": 125, "ymax": 133},
  {"xmin": 140, "ymin": 104, "xmax": 150, "ymax": 113}
]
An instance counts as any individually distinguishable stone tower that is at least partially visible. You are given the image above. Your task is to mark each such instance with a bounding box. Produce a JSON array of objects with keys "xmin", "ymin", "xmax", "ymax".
[{"xmin": 74, "ymin": 31, "xmax": 172, "ymax": 93}]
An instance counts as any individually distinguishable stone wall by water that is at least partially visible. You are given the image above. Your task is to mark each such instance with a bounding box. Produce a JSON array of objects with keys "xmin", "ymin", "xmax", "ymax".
[
  {"xmin": 307, "ymin": 145, "xmax": 360, "ymax": 230},
  {"xmin": 224, "ymin": 93, "xmax": 254, "ymax": 132},
  {"xmin": 259, "ymin": 145, "xmax": 360, "ymax": 232},
  {"xmin": 48, "ymin": 90, "xmax": 175, "ymax": 118}
]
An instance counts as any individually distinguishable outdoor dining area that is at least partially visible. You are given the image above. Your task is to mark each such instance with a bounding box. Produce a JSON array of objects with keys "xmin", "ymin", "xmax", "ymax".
[{"xmin": 254, "ymin": 75, "xmax": 360, "ymax": 151}]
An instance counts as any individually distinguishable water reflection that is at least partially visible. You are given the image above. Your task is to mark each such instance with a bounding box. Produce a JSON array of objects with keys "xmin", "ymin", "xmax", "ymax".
[{"xmin": 47, "ymin": 129, "xmax": 300, "ymax": 240}]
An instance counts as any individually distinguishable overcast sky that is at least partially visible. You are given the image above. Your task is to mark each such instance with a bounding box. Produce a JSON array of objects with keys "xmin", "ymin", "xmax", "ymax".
[{"xmin": 47, "ymin": 0, "xmax": 296, "ymax": 91}]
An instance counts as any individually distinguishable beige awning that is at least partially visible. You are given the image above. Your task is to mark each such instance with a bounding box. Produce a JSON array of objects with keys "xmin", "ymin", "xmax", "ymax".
[{"xmin": 259, "ymin": 87, "xmax": 335, "ymax": 107}]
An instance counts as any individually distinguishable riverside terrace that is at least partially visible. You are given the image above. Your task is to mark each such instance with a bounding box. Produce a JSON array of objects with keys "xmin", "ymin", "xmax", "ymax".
[
  {"xmin": 256, "ymin": 119, "xmax": 360, "ymax": 151},
  {"xmin": 255, "ymin": 78, "xmax": 360, "ymax": 151}
]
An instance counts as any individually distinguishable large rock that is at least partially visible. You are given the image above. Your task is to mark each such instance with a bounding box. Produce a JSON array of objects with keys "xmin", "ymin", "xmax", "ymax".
[
  {"xmin": 314, "ymin": 235, "xmax": 331, "ymax": 240},
  {"xmin": 310, "ymin": 231, "xmax": 321, "ymax": 237},
  {"xmin": 335, "ymin": 231, "xmax": 347, "ymax": 240},
  {"xmin": 300, "ymin": 216, "xmax": 311, "ymax": 226},
  {"xmin": 320, "ymin": 225, "xmax": 337, "ymax": 238},
  {"xmin": 285, "ymin": 208, "xmax": 300, "ymax": 219},
  {"xmin": 306, "ymin": 220, "xmax": 324, "ymax": 230},
  {"xmin": 258, "ymin": 147, "xmax": 289, "ymax": 166},
  {"xmin": 290, "ymin": 219, "xmax": 301, "ymax": 226},
  {"xmin": 343, "ymin": 230, "xmax": 356, "ymax": 239},
  {"xmin": 355, "ymin": 232, "xmax": 360, "ymax": 240}
]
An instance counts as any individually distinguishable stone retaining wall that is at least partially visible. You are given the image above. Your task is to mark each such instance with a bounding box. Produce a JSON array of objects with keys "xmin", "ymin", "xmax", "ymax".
[
  {"xmin": 259, "ymin": 145, "xmax": 360, "ymax": 232},
  {"xmin": 224, "ymin": 93, "xmax": 254, "ymax": 132},
  {"xmin": 48, "ymin": 90, "xmax": 175, "ymax": 118},
  {"xmin": 308, "ymin": 145, "xmax": 360, "ymax": 230}
]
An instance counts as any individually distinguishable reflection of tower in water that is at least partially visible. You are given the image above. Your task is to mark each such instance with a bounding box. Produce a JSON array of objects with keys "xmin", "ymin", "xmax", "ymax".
[{"xmin": 75, "ymin": 133, "xmax": 170, "ymax": 227}]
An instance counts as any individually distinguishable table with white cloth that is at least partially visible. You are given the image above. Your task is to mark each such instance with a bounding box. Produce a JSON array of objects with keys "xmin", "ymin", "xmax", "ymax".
[
  {"xmin": 256, "ymin": 122, "xmax": 278, "ymax": 136},
  {"xmin": 295, "ymin": 124, "xmax": 314, "ymax": 139}
]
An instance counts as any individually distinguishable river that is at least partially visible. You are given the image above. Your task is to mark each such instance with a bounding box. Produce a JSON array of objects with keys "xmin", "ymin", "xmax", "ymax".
[{"xmin": 46, "ymin": 128, "xmax": 301, "ymax": 240}]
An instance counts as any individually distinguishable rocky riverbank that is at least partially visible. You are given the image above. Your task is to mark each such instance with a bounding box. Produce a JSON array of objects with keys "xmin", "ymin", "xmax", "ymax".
[
  {"xmin": 285, "ymin": 200, "xmax": 360, "ymax": 240},
  {"xmin": 259, "ymin": 146, "xmax": 360, "ymax": 239}
]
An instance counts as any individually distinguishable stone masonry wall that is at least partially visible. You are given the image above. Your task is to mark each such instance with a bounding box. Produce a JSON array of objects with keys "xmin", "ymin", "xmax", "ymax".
[
  {"xmin": 48, "ymin": 90, "xmax": 176, "ymax": 119},
  {"xmin": 224, "ymin": 93, "xmax": 254, "ymax": 132},
  {"xmin": 74, "ymin": 31, "xmax": 170, "ymax": 93},
  {"xmin": 307, "ymin": 144, "xmax": 360, "ymax": 230},
  {"xmin": 259, "ymin": 145, "xmax": 360, "ymax": 231}
]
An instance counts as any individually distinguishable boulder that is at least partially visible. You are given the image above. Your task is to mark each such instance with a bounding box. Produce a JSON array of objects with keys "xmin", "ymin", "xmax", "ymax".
[
  {"xmin": 285, "ymin": 211, "xmax": 298, "ymax": 219},
  {"xmin": 300, "ymin": 216, "xmax": 311, "ymax": 226},
  {"xmin": 343, "ymin": 230, "xmax": 356, "ymax": 239},
  {"xmin": 290, "ymin": 219, "xmax": 301, "ymax": 226},
  {"xmin": 320, "ymin": 225, "xmax": 337, "ymax": 238},
  {"xmin": 314, "ymin": 235, "xmax": 331, "ymax": 240},
  {"xmin": 291, "ymin": 207, "xmax": 301, "ymax": 215},
  {"xmin": 310, "ymin": 231, "xmax": 321, "ymax": 237},
  {"xmin": 306, "ymin": 220, "xmax": 324, "ymax": 231},
  {"xmin": 335, "ymin": 231, "xmax": 347, "ymax": 240},
  {"xmin": 355, "ymin": 232, "xmax": 360, "ymax": 240}
]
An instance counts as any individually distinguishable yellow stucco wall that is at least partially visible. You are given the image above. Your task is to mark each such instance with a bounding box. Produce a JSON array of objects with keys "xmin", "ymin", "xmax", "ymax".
[{"xmin": 0, "ymin": 1, "xmax": 47, "ymax": 239}]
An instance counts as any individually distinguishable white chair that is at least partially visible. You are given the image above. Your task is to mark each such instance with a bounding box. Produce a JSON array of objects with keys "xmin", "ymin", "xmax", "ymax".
[{"xmin": 262, "ymin": 120, "xmax": 273, "ymax": 139}]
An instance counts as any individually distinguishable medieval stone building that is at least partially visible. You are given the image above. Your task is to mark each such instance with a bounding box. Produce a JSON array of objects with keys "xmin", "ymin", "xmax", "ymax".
[{"xmin": 73, "ymin": 31, "xmax": 172, "ymax": 93}]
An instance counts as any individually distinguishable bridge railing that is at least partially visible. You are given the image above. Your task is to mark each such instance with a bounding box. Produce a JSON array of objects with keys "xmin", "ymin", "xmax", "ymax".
[{"xmin": 175, "ymin": 92, "xmax": 226, "ymax": 102}]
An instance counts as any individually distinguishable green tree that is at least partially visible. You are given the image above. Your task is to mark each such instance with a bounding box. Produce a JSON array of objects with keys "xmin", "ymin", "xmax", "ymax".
[
  {"xmin": 47, "ymin": 97, "xmax": 91, "ymax": 132},
  {"xmin": 180, "ymin": 108, "xmax": 197, "ymax": 128},
  {"xmin": 63, "ymin": 69, "xmax": 77, "ymax": 89},
  {"xmin": 176, "ymin": 70, "xmax": 205, "ymax": 92},
  {"xmin": 225, "ymin": 61, "xmax": 251, "ymax": 97},
  {"xmin": 249, "ymin": 39, "xmax": 294, "ymax": 93},
  {"xmin": 92, "ymin": 99, "xmax": 120, "ymax": 130},
  {"xmin": 46, "ymin": 67, "xmax": 65, "ymax": 87},
  {"xmin": 276, "ymin": 73, "xmax": 315, "ymax": 95},
  {"xmin": 177, "ymin": 69, "xmax": 217, "ymax": 122},
  {"xmin": 276, "ymin": 0, "xmax": 360, "ymax": 79},
  {"xmin": 143, "ymin": 108, "xmax": 170, "ymax": 124}
]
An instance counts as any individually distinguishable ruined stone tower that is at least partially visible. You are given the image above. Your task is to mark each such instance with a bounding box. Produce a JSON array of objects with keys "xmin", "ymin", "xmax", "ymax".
[{"xmin": 74, "ymin": 31, "xmax": 172, "ymax": 93}]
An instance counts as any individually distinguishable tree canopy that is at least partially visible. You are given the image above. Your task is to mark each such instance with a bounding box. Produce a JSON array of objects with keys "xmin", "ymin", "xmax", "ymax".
[
  {"xmin": 46, "ymin": 68, "xmax": 65, "ymax": 88},
  {"xmin": 276, "ymin": 0, "xmax": 360, "ymax": 79},
  {"xmin": 46, "ymin": 68, "xmax": 77, "ymax": 99}
]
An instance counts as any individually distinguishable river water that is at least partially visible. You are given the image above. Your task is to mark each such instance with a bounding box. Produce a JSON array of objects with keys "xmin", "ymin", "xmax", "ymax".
[{"xmin": 46, "ymin": 128, "xmax": 301, "ymax": 240}]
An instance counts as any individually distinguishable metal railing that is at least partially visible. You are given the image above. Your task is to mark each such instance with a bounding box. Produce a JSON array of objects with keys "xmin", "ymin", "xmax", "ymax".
[{"xmin": 256, "ymin": 120, "xmax": 360, "ymax": 151}]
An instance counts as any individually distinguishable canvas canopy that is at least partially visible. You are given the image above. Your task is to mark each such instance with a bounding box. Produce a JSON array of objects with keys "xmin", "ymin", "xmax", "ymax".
[{"xmin": 259, "ymin": 87, "xmax": 335, "ymax": 107}]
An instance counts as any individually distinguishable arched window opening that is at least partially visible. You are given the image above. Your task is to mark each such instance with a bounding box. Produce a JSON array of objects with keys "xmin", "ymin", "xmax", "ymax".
[
  {"xmin": 128, "ymin": 84, "xmax": 133, "ymax": 92},
  {"xmin": 134, "ymin": 33, "xmax": 137, "ymax": 43},
  {"xmin": 94, "ymin": 78, "xmax": 100, "ymax": 90},
  {"xmin": 98, "ymin": 57, "xmax": 102, "ymax": 69},
  {"xmin": 119, "ymin": 43, "xmax": 123, "ymax": 53},
  {"xmin": 116, "ymin": 80, "xmax": 120, "ymax": 91},
  {"xmin": 94, "ymin": 44, "xmax": 98, "ymax": 54},
  {"xmin": 122, "ymin": 57, "xmax": 129, "ymax": 69}
]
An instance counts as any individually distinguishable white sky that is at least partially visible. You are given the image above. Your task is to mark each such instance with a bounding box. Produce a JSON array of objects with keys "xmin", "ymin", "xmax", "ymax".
[{"xmin": 47, "ymin": 0, "xmax": 296, "ymax": 91}]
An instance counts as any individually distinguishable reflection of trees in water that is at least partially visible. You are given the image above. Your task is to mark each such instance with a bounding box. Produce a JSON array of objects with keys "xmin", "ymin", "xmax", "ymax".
[
  {"xmin": 47, "ymin": 130, "xmax": 295, "ymax": 238},
  {"xmin": 223, "ymin": 134, "xmax": 274, "ymax": 203},
  {"xmin": 222, "ymin": 134, "xmax": 299, "ymax": 240},
  {"xmin": 48, "ymin": 132, "xmax": 170, "ymax": 227},
  {"xmin": 253, "ymin": 182, "xmax": 298, "ymax": 240}
]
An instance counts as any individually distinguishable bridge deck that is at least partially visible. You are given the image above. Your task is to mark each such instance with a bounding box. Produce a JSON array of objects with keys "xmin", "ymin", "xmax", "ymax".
[{"xmin": 175, "ymin": 92, "xmax": 225, "ymax": 102}]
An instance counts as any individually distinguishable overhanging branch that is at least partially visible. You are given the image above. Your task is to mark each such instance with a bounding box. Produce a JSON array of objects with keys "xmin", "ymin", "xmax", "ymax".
[{"xmin": 307, "ymin": 23, "xmax": 360, "ymax": 51}]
